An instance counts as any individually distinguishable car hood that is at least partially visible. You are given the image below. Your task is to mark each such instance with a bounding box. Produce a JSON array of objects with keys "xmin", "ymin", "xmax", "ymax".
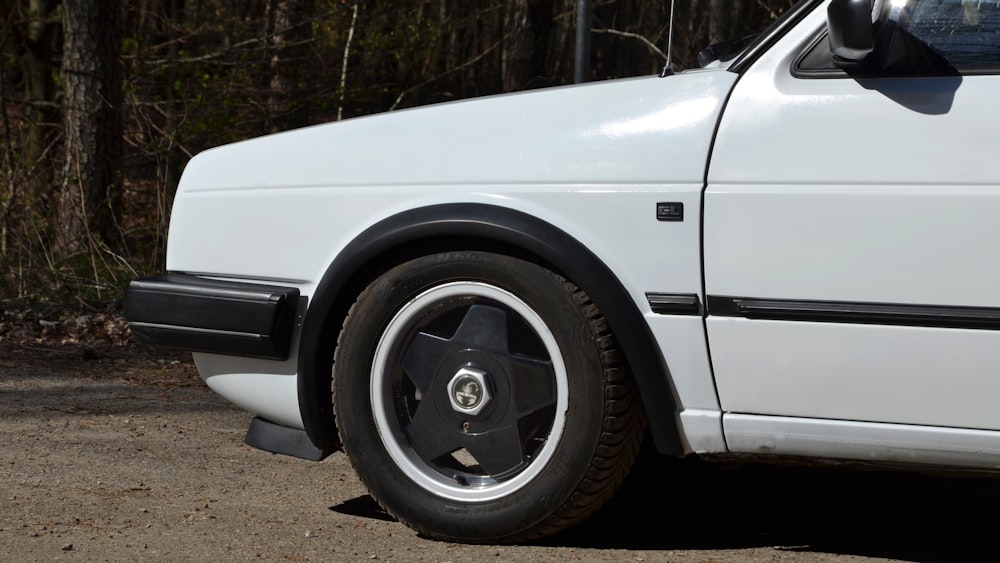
[{"xmin": 178, "ymin": 69, "xmax": 738, "ymax": 192}]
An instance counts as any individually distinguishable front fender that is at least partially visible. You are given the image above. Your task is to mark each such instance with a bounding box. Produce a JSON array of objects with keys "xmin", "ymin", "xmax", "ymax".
[{"xmin": 297, "ymin": 204, "xmax": 684, "ymax": 456}]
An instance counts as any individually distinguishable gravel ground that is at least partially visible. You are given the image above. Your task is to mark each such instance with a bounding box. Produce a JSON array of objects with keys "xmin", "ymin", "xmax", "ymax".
[{"xmin": 1, "ymin": 342, "xmax": 997, "ymax": 562}]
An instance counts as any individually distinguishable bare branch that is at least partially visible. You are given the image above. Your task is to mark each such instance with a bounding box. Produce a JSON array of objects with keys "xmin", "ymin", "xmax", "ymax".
[
  {"xmin": 389, "ymin": 32, "xmax": 512, "ymax": 112},
  {"xmin": 591, "ymin": 27, "xmax": 668, "ymax": 61}
]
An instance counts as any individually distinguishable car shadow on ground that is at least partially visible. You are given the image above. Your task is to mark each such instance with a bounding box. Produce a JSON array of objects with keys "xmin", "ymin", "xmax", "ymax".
[
  {"xmin": 555, "ymin": 454, "xmax": 1000, "ymax": 561},
  {"xmin": 329, "ymin": 495, "xmax": 396, "ymax": 522},
  {"xmin": 331, "ymin": 453, "xmax": 1000, "ymax": 561}
]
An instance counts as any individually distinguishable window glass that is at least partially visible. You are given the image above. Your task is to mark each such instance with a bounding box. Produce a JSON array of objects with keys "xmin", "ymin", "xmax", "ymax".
[
  {"xmin": 884, "ymin": 0, "xmax": 1000, "ymax": 70},
  {"xmin": 795, "ymin": 0, "xmax": 1000, "ymax": 75}
]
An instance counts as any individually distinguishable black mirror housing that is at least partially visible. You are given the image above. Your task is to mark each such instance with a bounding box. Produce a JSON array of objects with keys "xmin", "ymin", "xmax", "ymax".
[{"xmin": 828, "ymin": 0, "xmax": 875, "ymax": 66}]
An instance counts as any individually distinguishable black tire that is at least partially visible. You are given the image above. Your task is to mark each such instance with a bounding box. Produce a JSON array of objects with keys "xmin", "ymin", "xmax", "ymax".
[{"xmin": 332, "ymin": 251, "xmax": 645, "ymax": 543}]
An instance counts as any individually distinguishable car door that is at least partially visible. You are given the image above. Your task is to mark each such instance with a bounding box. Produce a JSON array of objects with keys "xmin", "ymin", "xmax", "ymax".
[{"xmin": 704, "ymin": 0, "xmax": 1000, "ymax": 432}]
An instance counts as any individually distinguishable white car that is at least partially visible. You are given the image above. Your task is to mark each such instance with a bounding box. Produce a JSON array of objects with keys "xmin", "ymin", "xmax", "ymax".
[{"xmin": 124, "ymin": 0, "xmax": 1000, "ymax": 543}]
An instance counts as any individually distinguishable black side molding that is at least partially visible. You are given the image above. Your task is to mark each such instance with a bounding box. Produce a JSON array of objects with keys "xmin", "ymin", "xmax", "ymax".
[
  {"xmin": 646, "ymin": 293, "xmax": 702, "ymax": 315},
  {"xmin": 124, "ymin": 274, "xmax": 301, "ymax": 360},
  {"xmin": 708, "ymin": 295, "xmax": 1000, "ymax": 331},
  {"xmin": 244, "ymin": 417, "xmax": 331, "ymax": 461}
]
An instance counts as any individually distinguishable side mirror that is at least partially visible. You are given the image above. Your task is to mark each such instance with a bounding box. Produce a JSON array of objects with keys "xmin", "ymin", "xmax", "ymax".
[{"xmin": 827, "ymin": 0, "xmax": 875, "ymax": 66}]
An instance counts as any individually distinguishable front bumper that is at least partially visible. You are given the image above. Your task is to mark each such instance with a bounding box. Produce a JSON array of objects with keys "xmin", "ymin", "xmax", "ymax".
[{"xmin": 123, "ymin": 274, "xmax": 301, "ymax": 360}]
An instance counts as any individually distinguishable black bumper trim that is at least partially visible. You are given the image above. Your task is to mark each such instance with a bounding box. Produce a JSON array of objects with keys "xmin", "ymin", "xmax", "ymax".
[
  {"xmin": 124, "ymin": 274, "xmax": 301, "ymax": 360},
  {"xmin": 244, "ymin": 417, "xmax": 332, "ymax": 461}
]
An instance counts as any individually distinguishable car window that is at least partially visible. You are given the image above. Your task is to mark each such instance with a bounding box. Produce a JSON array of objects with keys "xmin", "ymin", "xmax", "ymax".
[
  {"xmin": 796, "ymin": 0, "xmax": 1000, "ymax": 75},
  {"xmin": 884, "ymin": 0, "xmax": 1000, "ymax": 70}
]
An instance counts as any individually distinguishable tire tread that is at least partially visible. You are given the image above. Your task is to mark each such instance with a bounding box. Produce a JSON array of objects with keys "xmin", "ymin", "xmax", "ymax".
[{"xmin": 500, "ymin": 275, "xmax": 646, "ymax": 543}]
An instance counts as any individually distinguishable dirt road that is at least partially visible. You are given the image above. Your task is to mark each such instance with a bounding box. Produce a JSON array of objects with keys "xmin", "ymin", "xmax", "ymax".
[{"xmin": 1, "ymin": 343, "xmax": 996, "ymax": 562}]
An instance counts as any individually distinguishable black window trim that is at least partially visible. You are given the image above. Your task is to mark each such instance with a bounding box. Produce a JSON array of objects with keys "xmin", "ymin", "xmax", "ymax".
[{"xmin": 729, "ymin": 0, "xmax": 827, "ymax": 74}]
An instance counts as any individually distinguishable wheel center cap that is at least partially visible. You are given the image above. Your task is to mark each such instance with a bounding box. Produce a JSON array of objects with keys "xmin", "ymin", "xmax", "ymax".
[{"xmin": 447, "ymin": 366, "xmax": 491, "ymax": 416}]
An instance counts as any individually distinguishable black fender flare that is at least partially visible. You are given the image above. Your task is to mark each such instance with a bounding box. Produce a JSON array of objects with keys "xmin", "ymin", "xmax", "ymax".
[{"xmin": 297, "ymin": 203, "xmax": 683, "ymax": 456}]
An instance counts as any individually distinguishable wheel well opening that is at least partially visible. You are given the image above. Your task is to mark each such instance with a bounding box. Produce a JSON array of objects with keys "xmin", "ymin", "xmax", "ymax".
[{"xmin": 301, "ymin": 224, "xmax": 681, "ymax": 458}]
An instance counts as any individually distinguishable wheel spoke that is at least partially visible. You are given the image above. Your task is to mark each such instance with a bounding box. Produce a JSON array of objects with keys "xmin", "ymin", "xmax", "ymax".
[
  {"xmin": 450, "ymin": 304, "xmax": 509, "ymax": 351},
  {"xmin": 508, "ymin": 355, "xmax": 557, "ymax": 417},
  {"xmin": 407, "ymin": 404, "xmax": 527, "ymax": 477},
  {"xmin": 467, "ymin": 425, "xmax": 526, "ymax": 475},
  {"xmin": 402, "ymin": 331, "xmax": 449, "ymax": 393},
  {"xmin": 406, "ymin": 404, "xmax": 463, "ymax": 462}
]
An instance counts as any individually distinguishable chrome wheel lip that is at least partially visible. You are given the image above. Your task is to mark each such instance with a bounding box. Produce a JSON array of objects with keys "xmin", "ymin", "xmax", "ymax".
[{"xmin": 370, "ymin": 281, "xmax": 568, "ymax": 503}]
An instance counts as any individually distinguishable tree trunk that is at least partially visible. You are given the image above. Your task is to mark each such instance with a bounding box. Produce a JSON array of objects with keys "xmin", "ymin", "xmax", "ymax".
[
  {"xmin": 502, "ymin": 0, "xmax": 555, "ymax": 92},
  {"xmin": 265, "ymin": 0, "xmax": 315, "ymax": 132},
  {"xmin": 161, "ymin": 0, "xmax": 185, "ymax": 192},
  {"xmin": 58, "ymin": 0, "xmax": 123, "ymax": 254},
  {"xmin": 23, "ymin": 0, "xmax": 60, "ymax": 212}
]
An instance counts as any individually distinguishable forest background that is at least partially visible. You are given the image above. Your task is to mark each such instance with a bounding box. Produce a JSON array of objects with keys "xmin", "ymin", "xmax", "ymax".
[{"xmin": 1, "ymin": 0, "xmax": 795, "ymax": 314}]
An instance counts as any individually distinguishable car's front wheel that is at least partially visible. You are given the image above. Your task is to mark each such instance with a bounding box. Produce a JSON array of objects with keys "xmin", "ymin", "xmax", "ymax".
[{"xmin": 332, "ymin": 252, "xmax": 645, "ymax": 542}]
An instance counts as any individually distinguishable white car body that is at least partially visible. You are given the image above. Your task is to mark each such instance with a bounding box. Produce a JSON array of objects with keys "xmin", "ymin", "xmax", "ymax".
[
  {"xmin": 169, "ymin": 66, "xmax": 736, "ymax": 447},
  {"xmin": 124, "ymin": 0, "xmax": 1000, "ymax": 542}
]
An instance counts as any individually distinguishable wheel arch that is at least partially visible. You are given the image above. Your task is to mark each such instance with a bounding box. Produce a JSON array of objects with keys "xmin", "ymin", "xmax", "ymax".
[{"xmin": 297, "ymin": 203, "xmax": 684, "ymax": 456}]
